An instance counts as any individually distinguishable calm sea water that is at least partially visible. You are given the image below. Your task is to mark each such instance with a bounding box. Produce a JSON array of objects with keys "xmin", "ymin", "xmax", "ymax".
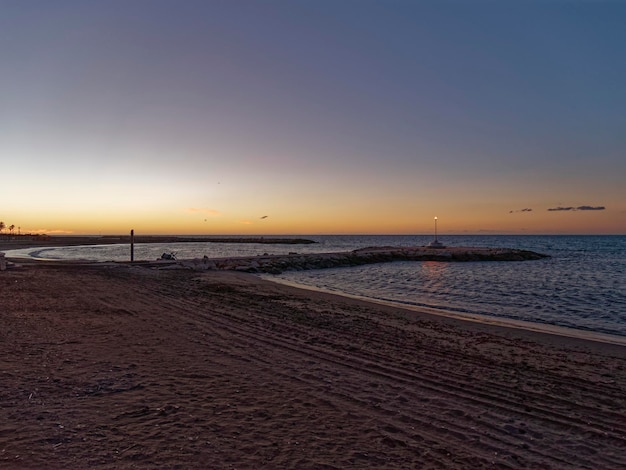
[{"xmin": 6, "ymin": 235, "xmax": 626, "ymax": 337}]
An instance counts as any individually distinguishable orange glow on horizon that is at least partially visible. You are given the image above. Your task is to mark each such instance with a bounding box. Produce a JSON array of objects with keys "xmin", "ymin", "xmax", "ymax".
[{"xmin": 4, "ymin": 195, "xmax": 624, "ymax": 236}]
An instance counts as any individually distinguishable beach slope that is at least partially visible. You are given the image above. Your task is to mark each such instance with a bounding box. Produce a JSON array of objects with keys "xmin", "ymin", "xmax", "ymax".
[{"xmin": 1, "ymin": 265, "xmax": 625, "ymax": 469}]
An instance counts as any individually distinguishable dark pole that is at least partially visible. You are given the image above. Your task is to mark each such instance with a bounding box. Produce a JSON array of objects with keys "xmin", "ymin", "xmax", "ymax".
[{"xmin": 130, "ymin": 229, "xmax": 134, "ymax": 262}]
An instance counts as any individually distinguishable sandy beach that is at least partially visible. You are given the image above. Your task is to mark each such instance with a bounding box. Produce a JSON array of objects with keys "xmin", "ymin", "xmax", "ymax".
[{"xmin": 1, "ymin": 263, "xmax": 626, "ymax": 469}]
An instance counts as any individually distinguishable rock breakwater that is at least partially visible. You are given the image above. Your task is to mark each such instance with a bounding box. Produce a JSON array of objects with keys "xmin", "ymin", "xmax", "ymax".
[{"xmin": 165, "ymin": 246, "xmax": 548, "ymax": 274}]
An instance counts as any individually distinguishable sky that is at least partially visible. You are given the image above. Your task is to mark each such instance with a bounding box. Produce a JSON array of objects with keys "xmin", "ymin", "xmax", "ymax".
[{"xmin": 1, "ymin": 0, "xmax": 625, "ymax": 235}]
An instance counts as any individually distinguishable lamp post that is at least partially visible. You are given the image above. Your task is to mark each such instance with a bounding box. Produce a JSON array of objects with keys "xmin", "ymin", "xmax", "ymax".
[{"xmin": 427, "ymin": 216, "xmax": 444, "ymax": 248}]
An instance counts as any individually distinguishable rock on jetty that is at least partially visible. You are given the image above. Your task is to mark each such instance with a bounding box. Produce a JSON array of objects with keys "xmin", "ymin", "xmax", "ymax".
[{"xmin": 162, "ymin": 246, "xmax": 549, "ymax": 274}]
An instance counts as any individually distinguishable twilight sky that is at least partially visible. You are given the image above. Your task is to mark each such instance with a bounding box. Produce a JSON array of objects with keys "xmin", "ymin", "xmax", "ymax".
[{"xmin": 2, "ymin": 0, "xmax": 625, "ymax": 235}]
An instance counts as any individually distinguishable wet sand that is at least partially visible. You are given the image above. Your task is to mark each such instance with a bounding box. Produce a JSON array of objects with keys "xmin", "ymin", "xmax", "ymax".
[{"xmin": 1, "ymin": 264, "xmax": 625, "ymax": 469}]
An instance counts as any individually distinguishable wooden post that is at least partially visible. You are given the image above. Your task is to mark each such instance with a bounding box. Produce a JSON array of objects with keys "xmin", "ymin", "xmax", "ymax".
[
  {"xmin": 130, "ymin": 229, "xmax": 134, "ymax": 262},
  {"xmin": 0, "ymin": 252, "xmax": 5, "ymax": 271}
]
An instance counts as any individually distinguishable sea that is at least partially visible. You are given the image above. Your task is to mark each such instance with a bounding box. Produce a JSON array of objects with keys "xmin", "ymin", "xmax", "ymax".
[{"xmin": 5, "ymin": 235, "xmax": 626, "ymax": 338}]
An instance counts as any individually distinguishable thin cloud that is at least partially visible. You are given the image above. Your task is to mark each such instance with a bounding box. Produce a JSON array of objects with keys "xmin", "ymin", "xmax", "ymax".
[
  {"xmin": 186, "ymin": 208, "xmax": 222, "ymax": 216},
  {"xmin": 576, "ymin": 205, "xmax": 606, "ymax": 211},
  {"xmin": 238, "ymin": 220, "xmax": 253, "ymax": 225},
  {"xmin": 509, "ymin": 208, "xmax": 533, "ymax": 214},
  {"xmin": 547, "ymin": 206, "xmax": 606, "ymax": 212},
  {"xmin": 24, "ymin": 228, "xmax": 75, "ymax": 235}
]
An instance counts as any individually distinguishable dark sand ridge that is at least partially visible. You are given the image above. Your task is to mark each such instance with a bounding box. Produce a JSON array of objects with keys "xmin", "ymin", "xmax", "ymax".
[{"xmin": 1, "ymin": 262, "xmax": 625, "ymax": 469}]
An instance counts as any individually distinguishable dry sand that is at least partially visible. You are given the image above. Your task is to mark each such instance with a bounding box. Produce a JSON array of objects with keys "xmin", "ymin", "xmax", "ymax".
[{"xmin": 1, "ymin": 264, "xmax": 625, "ymax": 469}]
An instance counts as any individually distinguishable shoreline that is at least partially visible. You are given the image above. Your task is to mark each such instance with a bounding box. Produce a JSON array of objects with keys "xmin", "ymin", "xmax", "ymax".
[
  {"xmin": 264, "ymin": 275, "xmax": 626, "ymax": 347},
  {"xmin": 5, "ymin": 253, "xmax": 623, "ymax": 346},
  {"xmin": 7, "ymin": 245, "xmax": 621, "ymax": 344},
  {"xmin": 2, "ymin": 263, "xmax": 626, "ymax": 468},
  {"xmin": 0, "ymin": 235, "xmax": 317, "ymax": 251}
]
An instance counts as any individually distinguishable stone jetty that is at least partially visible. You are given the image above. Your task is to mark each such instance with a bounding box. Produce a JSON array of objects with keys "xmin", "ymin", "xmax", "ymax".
[{"xmin": 162, "ymin": 246, "xmax": 549, "ymax": 274}]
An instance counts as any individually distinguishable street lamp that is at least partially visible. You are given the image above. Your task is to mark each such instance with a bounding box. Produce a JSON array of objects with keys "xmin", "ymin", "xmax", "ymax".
[{"xmin": 427, "ymin": 216, "xmax": 445, "ymax": 248}]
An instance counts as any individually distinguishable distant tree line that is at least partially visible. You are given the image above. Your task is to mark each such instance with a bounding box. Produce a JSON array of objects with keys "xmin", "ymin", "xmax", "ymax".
[{"xmin": 0, "ymin": 221, "xmax": 46, "ymax": 239}]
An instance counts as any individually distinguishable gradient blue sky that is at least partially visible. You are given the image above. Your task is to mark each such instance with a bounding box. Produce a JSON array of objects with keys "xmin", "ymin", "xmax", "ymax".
[{"xmin": 2, "ymin": 0, "xmax": 625, "ymax": 235}]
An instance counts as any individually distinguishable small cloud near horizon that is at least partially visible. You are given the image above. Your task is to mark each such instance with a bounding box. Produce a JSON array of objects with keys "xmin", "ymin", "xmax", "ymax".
[
  {"xmin": 547, "ymin": 205, "xmax": 606, "ymax": 212},
  {"xmin": 509, "ymin": 208, "xmax": 533, "ymax": 214},
  {"xmin": 24, "ymin": 229, "xmax": 75, "ymax": 235},
  {"xmin": 186, "ymin": 208, "xmax": 222, "ymax": 216}
]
